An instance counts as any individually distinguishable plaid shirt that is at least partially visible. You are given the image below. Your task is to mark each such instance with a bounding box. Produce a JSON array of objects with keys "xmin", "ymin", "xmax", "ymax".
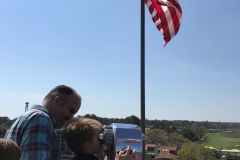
[{"xmin": 5, "ymin": 105, "xmax": 61, "ymax": 160}]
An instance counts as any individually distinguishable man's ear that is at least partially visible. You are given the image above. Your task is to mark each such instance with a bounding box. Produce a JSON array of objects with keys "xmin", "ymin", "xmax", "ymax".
[{"xmin": 53, "ymin": 96, "xmax": 61, "ymax": 105}]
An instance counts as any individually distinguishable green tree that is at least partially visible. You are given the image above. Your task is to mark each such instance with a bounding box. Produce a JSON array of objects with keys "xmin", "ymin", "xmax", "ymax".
[
  {"xmin": 168, "ymin": 132, "xmax": 191, "ymax": 149},
  {"xmin": 175, "ymin": 144, "xmax": 218, "ymax": 160},
  {"xmin": 181, "ymin": 128, "xmax": 198, "ymax": 142},
  {"xmin": 124, "ymin": 115, "xmax": 140, "ymax": 126},
  {"xmin": 145, "ymin": 155, "xmax": 153, "ymax": 160},
  {"xmin": 0, "ymin": 116, "xmax": 10, "ymax": 124},
  {"xmin": 189, "ymin": 123, "xmax": 207, "ymax": 141},
  {"xmin": 145, "ymin": 128, "xmax": 168, "ymax": 145},
  {"xmin": 4, "ymin": 118, "xmax": 17, "ymax": 128}
]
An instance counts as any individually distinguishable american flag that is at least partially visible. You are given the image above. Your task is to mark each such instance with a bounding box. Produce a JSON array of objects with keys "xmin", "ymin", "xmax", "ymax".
[{"xmin": 145, "ymin": 0, "xmax": 182, "ymax": 46}]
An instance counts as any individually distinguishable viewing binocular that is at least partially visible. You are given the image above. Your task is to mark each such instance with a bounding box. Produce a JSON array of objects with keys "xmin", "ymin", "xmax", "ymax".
[{"xmin": 99, "ymin": 123, "xmax": 145, "ymax": 160}]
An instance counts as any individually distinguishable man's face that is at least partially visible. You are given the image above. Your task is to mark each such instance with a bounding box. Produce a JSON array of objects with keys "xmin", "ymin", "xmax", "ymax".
[{"xmin": 54, "ymin": 92, "xmax": 81, "ymax": 129}]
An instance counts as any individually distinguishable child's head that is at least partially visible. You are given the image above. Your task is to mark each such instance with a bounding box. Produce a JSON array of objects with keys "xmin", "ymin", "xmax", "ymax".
[
  {"xmin": 64, "ymin": 117, "xmax": 103, "ymax": 155},
  {"xmin": 0, "ymin": 138, "xmax": 21, "ymax": 160}
]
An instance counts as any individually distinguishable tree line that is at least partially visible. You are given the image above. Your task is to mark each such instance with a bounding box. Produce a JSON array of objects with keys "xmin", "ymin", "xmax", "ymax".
[
  {"xmin": 1, "ymin": 115, "xmax": 240, "ymax": 137},
  {"xmin": 1, "ymin": 115, "xmax": 240, "ymax": 159}
]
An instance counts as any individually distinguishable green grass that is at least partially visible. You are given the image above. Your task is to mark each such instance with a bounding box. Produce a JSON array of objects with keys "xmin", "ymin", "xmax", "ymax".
[{"xmin": 198, "ymin": 133, "xmax": 240, "ymax": 149}]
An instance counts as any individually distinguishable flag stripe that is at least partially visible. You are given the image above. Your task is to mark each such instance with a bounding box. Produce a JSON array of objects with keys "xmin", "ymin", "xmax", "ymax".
[
  {"xmin": 168, "ymin": 0, "xmax": 182, "ymax": 14},
  {"xmin": 162, "ymin": 6, "xmax": 175, "ymax": 39},
  {"xmin": 168, "ymin": 6, "xmax": 179, "ymax": 35},
  {"xmin": 152, "ymin": 1, "xmax": 171, "ymax": 45},
  {"xmin": 168, "ymin": 6, "xmax": 181, "ymax": 36},
  {"xmin": 145, "ymin": 0, "xmax": 182, "ymax": 46}
]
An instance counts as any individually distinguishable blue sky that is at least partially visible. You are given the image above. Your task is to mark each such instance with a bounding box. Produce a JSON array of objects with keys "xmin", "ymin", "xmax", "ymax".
[{"xmin": 0, "ymin": 1, "xmax": 240, "ymax": 122}]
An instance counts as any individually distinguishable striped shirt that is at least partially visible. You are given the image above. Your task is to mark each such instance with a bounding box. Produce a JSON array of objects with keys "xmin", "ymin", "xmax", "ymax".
[{"xmin": 5, "ymin": 105, "xmax": 61, "ymax": 160}]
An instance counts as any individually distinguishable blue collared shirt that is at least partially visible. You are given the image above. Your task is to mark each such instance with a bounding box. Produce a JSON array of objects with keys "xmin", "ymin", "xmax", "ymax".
[{"xmin": 5, "ymin": 105, "xmax": 61, "ymax": 160}]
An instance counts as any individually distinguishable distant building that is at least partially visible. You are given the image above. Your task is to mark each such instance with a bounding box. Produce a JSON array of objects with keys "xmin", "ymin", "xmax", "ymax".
[
  {"xmin": 145, "ymin": 144, "xmax": 178, "ymax": 160},
  {"xmin": 145, "ymin": 144, "xmax": 156, "ymax": 151},
  {"xmin": 145, "ymin": 144, "xmax": 156, "ymax": 157},
  {"xmin": 156, "ymin": 146, "xmax": 178, "ymax": 160},
  {"xmin": 207, "ymin": 129, "xmax": 223, "ymax": 133}
]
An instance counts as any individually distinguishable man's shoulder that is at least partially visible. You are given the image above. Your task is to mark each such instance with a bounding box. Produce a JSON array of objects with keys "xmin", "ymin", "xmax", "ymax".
[
  {"xmin": 27, "ymin": 108, "xmax": 50, "ymax": 118},
  {"xmin": 9, "ymin": 109, "xmax": 52, "ymax": 130},
  {"xmin": 20, "ymin": 105, "xmax": 51, "ymax": 120},
  {"xmin": 4, "ymin": 108, "xmax": 52, "ymax": 142}
]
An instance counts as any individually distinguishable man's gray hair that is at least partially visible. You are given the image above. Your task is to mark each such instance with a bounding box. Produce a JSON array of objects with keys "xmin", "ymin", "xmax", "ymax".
[{"xmin": 43, "ymin": 85, "xmax": 76, "ymax": 105}]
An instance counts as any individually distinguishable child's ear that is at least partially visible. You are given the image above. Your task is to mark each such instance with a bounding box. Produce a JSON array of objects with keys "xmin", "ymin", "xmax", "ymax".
[{"xmin": 83, "ymin": 141, "xmax": 91, "ymax": 150}]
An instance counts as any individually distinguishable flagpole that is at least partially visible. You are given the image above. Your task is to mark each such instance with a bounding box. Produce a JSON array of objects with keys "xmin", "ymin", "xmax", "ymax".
[{"xmin": 140, "ymin": 0, "xmax": 145, "ymax": 159}]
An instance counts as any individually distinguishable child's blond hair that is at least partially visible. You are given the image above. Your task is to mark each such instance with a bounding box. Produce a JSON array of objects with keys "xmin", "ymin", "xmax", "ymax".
[
  {"xmin": 0, "ymin": 138, "xmax": 21, "ymax": 160},
  {"xmin": 64, "ymin": 117, "xmax": 103, "ymax": 155}
]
